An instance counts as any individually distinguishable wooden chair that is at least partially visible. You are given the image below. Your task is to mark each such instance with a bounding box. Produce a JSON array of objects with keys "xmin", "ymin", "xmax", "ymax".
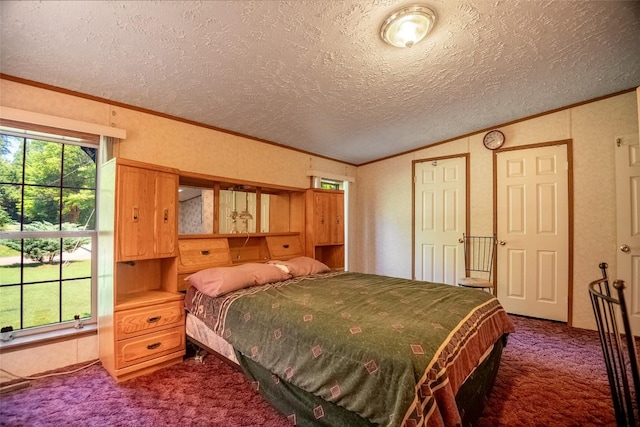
[
  {"xmin": 457, "ymin": 234, "xmax": 496, "ymax": 292},
  {"xmin": 589, "ymin": 262, "xmax": 640, "ymax": 426}
]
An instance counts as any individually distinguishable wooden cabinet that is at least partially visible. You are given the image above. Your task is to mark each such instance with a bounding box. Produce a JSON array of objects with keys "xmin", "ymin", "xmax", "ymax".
[
  {"xmin": 306, "ymin": 189, "xmax": 345, "ymax": 269},
  {"xmin": 117, "ymin": 165, "xmax": 177, "ymax": 261},
  {"xmin": 311, "ymin": 190, "xmax": 344, "ymax": 245},
  {"xmin": 98, "ymin": 158, "xmax": 184, "ymax": 382}
]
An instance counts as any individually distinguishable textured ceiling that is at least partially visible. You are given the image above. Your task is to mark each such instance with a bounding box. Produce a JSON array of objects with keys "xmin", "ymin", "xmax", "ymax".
[{"xmin": 1, "ymin": 1, "xmax": 640, "ymax": 165}]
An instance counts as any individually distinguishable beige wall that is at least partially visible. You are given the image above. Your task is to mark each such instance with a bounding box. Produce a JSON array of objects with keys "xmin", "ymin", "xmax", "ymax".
[
  {"xmin": 0, "ymin": 334, "xmax": 98, "ymax": 382},
  {"xmin": 352, "ymin": 91, "xmax": 639, "ymax": 331}
]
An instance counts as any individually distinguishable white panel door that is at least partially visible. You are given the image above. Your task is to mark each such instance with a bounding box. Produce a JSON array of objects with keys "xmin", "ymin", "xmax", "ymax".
[
  {"xmin": 615, "ymin": 133, "xmax": 640, "ymax": 337},
  {"xmin": 496, "ymin": 145, "xmax": 569, "ymax": 321},
  {"xmin": 414, "ymin": 157, "xmax": 466, "ymax": 285}
]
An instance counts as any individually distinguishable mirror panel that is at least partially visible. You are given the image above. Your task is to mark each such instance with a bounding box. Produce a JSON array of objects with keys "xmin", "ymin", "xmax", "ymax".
[
  {"xmin": 260, "ymin": 193, "xmax": 271, "ymax": 233},
  {"xmin": 218, "ymin": 190, "xmax": 270, "ymax": 234},
  {"xmin": 179, "ymin": 183, "xmax": 276, "ymax": 235},
  {"xmin": 178, "ymin": 186, "xmax": 214, "ymax": 234}
]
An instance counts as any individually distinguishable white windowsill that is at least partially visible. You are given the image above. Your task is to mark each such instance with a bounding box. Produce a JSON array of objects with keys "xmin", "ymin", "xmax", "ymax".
[{"xmin": 0, "ymin": 323, "xmax": 97, "ymax": 354}]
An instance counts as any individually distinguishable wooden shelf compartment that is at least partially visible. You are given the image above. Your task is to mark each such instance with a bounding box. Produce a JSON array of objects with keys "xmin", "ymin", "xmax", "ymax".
[
  {"xmin": 114, "ymin": 257, "xmax": 179, "ymax": 310},
  {"xmin": 115, "ymin": 290, "xmax": 183, "ymax": 312},
  {"xmin": 312, "ymin": 244, "xmax": 345, "ymax": 270}
]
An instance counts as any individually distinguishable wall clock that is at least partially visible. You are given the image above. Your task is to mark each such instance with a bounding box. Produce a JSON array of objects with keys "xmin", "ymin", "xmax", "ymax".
[{"xmin": 483, "ymin": 130, "xmax": 505, "ymax": 150}]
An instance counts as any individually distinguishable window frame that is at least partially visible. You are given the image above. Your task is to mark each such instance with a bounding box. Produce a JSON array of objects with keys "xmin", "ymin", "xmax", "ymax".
[{"xmin": 0, "ymin": 126, "xmax": 101, "ymax": 338}]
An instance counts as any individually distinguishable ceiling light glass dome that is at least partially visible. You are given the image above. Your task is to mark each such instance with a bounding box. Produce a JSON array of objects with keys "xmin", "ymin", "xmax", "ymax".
[{"xmin": 380, "ymin": 5, "xmax": 436, "ymax": 48}]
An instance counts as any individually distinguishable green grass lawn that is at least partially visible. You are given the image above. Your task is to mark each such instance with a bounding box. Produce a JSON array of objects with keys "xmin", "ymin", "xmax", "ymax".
[
  {"xmin": 0, "ymin": 245, "xmax": 19, "ymax": 257},
  {"xmin": 0, "ymin": 259, "xmax": 92, "ymax": 330}
]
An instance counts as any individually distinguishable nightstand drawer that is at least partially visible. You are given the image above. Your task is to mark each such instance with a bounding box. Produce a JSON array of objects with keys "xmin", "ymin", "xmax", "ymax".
[
  {"xmin": 115, "ymin": 301, "xmax": 184, "ymax": 339},
  {"xmin": 116, "ymin": 326, "xmax": 185, "ymax": 369}
]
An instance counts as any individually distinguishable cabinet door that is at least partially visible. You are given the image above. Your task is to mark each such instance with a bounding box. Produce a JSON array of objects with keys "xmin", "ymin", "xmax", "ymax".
[
  {"xmin": 117, "ymin": 165, "xmax": 155, "ymax": 260},
  {"xmin": 330, "ymin": 193, "xmax": 344, "ymax": 244},
  {"xmin": 154, "ymin": 172, "xmax": 178, "ymax": 257},
  {"xmin": 314, "ymin": 192, "xmax": 331, "ymax": 245}
]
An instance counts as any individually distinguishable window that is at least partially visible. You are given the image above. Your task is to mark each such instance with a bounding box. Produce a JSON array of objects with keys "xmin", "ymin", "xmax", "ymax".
[
  {"xmin": 319, "ymin": 178, "xmax": 342, "ymax": 190},
  {"xmin": 0, "ymin": 127, "xmax": 98, "ymax": 335},
  {"xmin": 320, "ymin": 178, "xmax": 342, "ymax": 190}
]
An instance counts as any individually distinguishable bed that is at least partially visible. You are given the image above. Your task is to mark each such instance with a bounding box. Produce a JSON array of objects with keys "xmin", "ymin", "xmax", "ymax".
[{"xmin": 183, "ymin": 258, "xmax": 514, "ymax": 427}]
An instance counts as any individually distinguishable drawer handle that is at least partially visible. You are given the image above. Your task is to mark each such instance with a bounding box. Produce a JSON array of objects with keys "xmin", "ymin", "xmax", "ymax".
[
  {"xmin": 282, "ymin": 244, "xmax": 290, "ymax": 249},
  {"xmin": 200, "ymin": 250, "xmax": 210, "ymax": 255},
  {"xmin": 132, "ymin": 207, "xmax": 139, "ymax": 222},
  {"xmin": 147, "ymin": 342, "xmax": 161, "ymax": 350},
  {"xmin": 147, "ymin": 316, "xmax": 161, "ymax": 323}
]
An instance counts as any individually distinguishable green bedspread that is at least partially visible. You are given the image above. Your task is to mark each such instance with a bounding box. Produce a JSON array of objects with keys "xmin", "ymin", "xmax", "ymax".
[{"xmin": 196, "ymin": 272, "xmax": 514, "ymax": 427}]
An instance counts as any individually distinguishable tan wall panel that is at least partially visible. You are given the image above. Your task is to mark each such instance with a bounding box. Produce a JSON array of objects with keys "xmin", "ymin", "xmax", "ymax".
[{"xmin": 1, "ymin": 79, "xmax": 111, "ymax": 126}]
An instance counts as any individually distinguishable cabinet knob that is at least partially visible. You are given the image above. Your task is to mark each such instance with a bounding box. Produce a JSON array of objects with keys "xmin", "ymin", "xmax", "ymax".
[
  {"xmin": 321, "ymin": 215, "xmax": 325, "ymax": 225},
  {"xmin": 132, "ymin": 207, "xmax": 139, "ymax": 222},
  {"xmin": 163, "ymin": 209, "xmax": 169, "ymax": 222},
  {"xmin": 282, "ymin": 244, "xmax": 290, "ymax": 249}
]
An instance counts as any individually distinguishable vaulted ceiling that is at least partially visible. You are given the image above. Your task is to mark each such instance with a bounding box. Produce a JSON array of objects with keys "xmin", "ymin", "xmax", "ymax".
[{"xmin": 1, "ymin": 1, "xmax": 639, "ymax": 164}]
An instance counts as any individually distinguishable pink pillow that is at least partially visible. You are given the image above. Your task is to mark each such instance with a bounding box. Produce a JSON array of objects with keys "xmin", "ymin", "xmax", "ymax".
[
  {"xmin": 253, "ymin": 263, "xmax": 291, "ymax": 285},
  {"xmin": 268, "ymin": 257, "xmax": 330, "ymax": 277},
  {"xmin": 187, "ymin": 263, "xmax": 290, "ymax": 297}
]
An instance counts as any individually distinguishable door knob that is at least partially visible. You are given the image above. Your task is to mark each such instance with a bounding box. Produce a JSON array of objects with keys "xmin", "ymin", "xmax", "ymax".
[
  {"xmin": 620, "ymin": 244, "xmax": 631, "ymax": 253},
  {"xmin": 499, "ymin": 240, "xmax": 506, "ymax": 246}
]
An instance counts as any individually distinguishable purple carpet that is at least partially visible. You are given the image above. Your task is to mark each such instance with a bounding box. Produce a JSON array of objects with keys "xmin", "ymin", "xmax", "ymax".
[
  {"xmin": 477, "ymin": 315, "xmax": 616, "ymax": 426},
  {"xmin": 0, "ymin": 315, "xmax": 619, "ymax": 426}
]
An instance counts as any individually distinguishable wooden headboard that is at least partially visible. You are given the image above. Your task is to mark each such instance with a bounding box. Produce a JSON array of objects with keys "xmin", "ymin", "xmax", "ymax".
[{"xmin": 177, "ymin": 233, "xmax": 304, "ymax": 291}]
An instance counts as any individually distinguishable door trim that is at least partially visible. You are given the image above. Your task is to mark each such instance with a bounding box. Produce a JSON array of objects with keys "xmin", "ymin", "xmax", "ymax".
[
  {"xmin": 412, "ymin": 153, "xmax": 470, "ymax": 280},
  {"xmin": 493, "ymin": 139, "xmax": 574, "ymax": 325}
]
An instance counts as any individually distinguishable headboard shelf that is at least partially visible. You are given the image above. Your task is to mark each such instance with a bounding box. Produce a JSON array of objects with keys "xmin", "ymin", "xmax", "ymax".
[
  {"xmin": 177, "ymin": 231, "xmax": 301, "ymax": 239},
  {"xmin": 179, "ymin": 170, "xmax": 305, "ymax": 194},
  {"xmin": 176, "ymin": 232, "xmax": 305, "ymax": 291}
]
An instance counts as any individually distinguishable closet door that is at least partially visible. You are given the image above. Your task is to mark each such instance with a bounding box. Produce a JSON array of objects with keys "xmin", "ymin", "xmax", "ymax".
[
  {"xmin": 496, "ymin": 143, "xmax": 569, "ymax": 322},
  {"xmin": 413, "ymin": 157, "xmax": 466, "ymax": 285},
  {"xmin": 615, "ymin": 133, "xmax": 640, "ymax": 336}
]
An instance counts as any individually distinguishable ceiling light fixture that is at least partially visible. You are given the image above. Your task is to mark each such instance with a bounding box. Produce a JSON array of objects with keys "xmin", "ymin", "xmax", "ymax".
[{"xmin": 380, "ymin": 4, "xmax": 436, "ymax": 48}]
